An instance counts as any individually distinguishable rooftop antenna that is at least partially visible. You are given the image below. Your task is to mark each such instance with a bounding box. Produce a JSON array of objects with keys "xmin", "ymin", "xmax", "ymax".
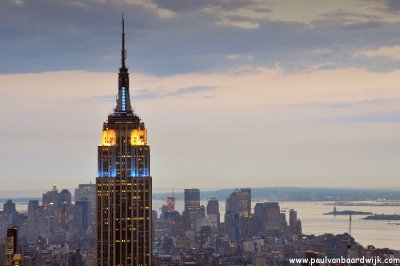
[
  {"xmin": 347, "ymin": 214, "xmax": 352, "ymax": 249},
  {"xmin": 121, "ymin": 12, "xmax": 126, "ymax": 69},
  {"xmin": 347, "ymin": 214, "xmax": 352, "ymax": 266}
]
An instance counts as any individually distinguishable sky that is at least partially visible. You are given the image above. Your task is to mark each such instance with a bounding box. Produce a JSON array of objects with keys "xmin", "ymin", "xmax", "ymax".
[{"xmin": 1, "ymin": 0, "xmax": 400, "ymax": 193}]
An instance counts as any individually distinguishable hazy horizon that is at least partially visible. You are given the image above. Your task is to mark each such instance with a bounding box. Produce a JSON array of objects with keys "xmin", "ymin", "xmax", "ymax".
[{"xmin": 1, "ymin": 185, "xmax": 400, "ymax": 200}]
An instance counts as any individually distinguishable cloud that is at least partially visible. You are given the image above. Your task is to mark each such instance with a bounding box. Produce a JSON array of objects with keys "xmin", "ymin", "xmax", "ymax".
[
  {"xmin": 315, "ymin": 10, "xmax": 380, "ymax": 25},
  {"xmin": 95, "ymin": 86, "xmax": 217, "ymax": 101},
  {"xmin": 152, "ymin": 0, "xmax": 268, "ymax": 14},
  {"xmin": 289, "ymin": 98, "xmax": 398, "ymax": 109},
  {"xmin": 289, "ymin": 101, "xmax": 353, "ymax": 109},
  {"xmin": 341, "ymin": 21, "xmax": 385, "ymax": 30},
  {"xmin": 2, "ymin": 0, "xmax": 400, "ymax": 76},
  {"xmin": 382, "ymin": 0, "xmax": 400, "ymax": 13},
  {"xmin": 10, "ymin": 0, "xmax": 23, "ymax": 5},
  {"xmin": 311, "ymin": 49, "xmax": 334, "ymax": 57},
  {"xmin": 328, "ymin": 111, "xmax": 400, "ymax": 123},
  {"xmin": 226, "ymin": 54, "xmax": 254, "ymax": 60},
  {"xmin": 165, "ymin": 85, "xmax": 216, "ymax": 96},
  {"xmin": 94, "ymin": 94, "xmax": 116, "ymax": 102},
  {"xmin": 358, "ymin": 98, "xmax": 398, "ymax": 105},
  {"xmin": 355, "ymin": 44, "xmax": 400, "ymax": 60},
  {"xmin": 216, "ymin": 18, "xmax": 260, "ymax": 29},
  {"xmin": 134, "ymin": 89, "xmax": 161, "ymax": 100}
]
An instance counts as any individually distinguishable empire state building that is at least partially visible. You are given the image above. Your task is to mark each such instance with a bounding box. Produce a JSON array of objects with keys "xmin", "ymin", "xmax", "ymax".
[{"xmin": 96, "ymin": 16, "xmax": 152, "ymax": 265}]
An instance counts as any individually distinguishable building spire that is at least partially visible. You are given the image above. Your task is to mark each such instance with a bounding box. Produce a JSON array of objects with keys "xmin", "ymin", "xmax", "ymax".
[
  {"xmin": 115, "ymin": 13, "xmax": 133, "ymax": 114},
  {"xmin": 121, "ymin": 12, "xmax": 126, "ymax": 69}
]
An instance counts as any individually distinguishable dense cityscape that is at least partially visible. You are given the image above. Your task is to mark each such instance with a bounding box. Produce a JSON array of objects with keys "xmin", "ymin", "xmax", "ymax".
[
  {"xmin": 1, "ymin": 185, "xmax": 400, "ymax": 265},
  {"xmin": 2, "ymin": 7, "xmax": 400, "ymax": 266}
]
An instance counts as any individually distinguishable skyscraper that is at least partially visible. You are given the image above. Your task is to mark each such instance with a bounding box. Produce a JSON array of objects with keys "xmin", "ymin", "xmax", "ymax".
[
  {"xmin": 225, "ymin": 188, "xmax": 251, "ymax": 218},
  {"xmin": 252, "ymin": 202, "xmax": 283, "ymax": 235},
  {"xmin": 75, "ymin": 183, "xmax": 96, "ymax": 226},
  {"xmin": 3, "ymin": 200, "xmax": 16, "ymax": 214},
  {"xmin": 183, "ymin": 189, "xmax": 201, "ymax": 227},
  {"xmin": 289, "ymin": 209, "xmax": 302, "ymax": 238},
  {"xmin": 5, "ymin": 226, "xmax": 17, "ymax": 266},
  {"xmin": 265, "ymin": 202, "xmax": 281, "ymax": 232},
  {"xmin": 184, "ymin": 189, "xmax": 200, "ymax": 212},
  {"xmin": 206, "ymin": 197, "xmax": 220, "ymax": 226},
  {"xmin": 96, "ymin": 16, "xmax": 152, "ymax": 265},
  {"xmin": 225, "ymin": 188, "xmax": 252, "ymax": 242},
  {"xmin": 166, "ymin": 197, "xmax": 175, "ymax": 213},
  {"xmin": 206, "ymin": 198, "xmax": 219, "ymax": 216}
]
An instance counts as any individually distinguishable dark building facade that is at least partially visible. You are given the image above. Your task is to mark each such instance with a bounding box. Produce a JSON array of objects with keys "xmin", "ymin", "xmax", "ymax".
[
  {"xmin": 75, "ymin": 183, "xmax": 96, "ymax": 227},
  {"xmin": 3, "ymin": 200, "xmax": 16, "ymax": 215},
  {"xmin": 183, "ymin": 189, "xmax": 201, "ymax": 226},
  {"xmin": 75, "ymin": 200, "xmax": 89, "ymax": 230},
  {"xmin": 253, "ymin": 202, "xmax": 281, "ymax": 235},
  {"xmin": 167, "ymin": 197, "xmax": 175, "ymax": 213},
  {"xmin": 184, "ymin": 189, "xmax": 200, "ymax": 213},
  {"xmin": 4, "ymin": 226, "xmax": 17, "ymax": 266},
  {"xmin": 225, "ymin": 188, "xmax": 252, "ymax": 241},
  {"xmin": 206, "ymin": 198, "xmax": 219, "ymax": 216},
  {"xmin": 206, "ymin": 197, "xmax": 220, "ymax": 228},
  {"xmin": 225, "ymin": 188, "xmax": 251, "ymax": 218},
  {"xmin": 96, "ymin": 16, "xmax": 152, "ymax": 265}
]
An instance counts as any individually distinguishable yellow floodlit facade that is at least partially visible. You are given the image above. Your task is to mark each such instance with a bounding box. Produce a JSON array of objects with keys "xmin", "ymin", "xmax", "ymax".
[
  {"xmin": 131, "ymin": 129, "xmax": 147, "ymax": 146},
  {"xmin": 101, "ymin": 129, "xmax": 116, "ymax": 146},
  {"xmin": 12, "ymin": 254, "xmax": 22, "ymax": 266}
]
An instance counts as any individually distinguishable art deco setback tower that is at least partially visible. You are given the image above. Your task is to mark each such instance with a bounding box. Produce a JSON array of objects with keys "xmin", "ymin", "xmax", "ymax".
[{"xmin": 96, "ymin": 16, "xmax": 152, "ymax": 266}]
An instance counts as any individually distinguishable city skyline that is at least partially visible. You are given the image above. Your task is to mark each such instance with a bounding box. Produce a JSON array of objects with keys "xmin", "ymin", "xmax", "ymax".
[{"xmin": 1, "ymin": 0, "xmax": 400, "ymax": 191}]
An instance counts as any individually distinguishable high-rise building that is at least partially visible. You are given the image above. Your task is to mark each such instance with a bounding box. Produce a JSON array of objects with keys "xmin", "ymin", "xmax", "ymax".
[
  {"xmin": 59, "ymin": 189, "xmax": 72, "ymax": 205},
  {"xmin": 167, "ymin": 197, "xmax": 175, "ymax": 213},
  {"xmin": 42, "ymin": 184, "xmax": 59, "ymax": 209},
  {"xmin": 289, "ymin": 209, "xmax": 302, "ymax": 237},
  {"xmin": 27, "ymin": 187, "xmax": 80, "ymax": 245},
  {"xmin": 206, "ymin": 197, "xmax": 220, "ymax": 227},
  {"xmin": 3, "ymin": 200, "xmax": 16, "ymax": 214},
  {"xmin": 12, "ymin": 254, "xmax": 23, "ymax": 266},
  {"xmin": 96, "ymin": 15, "xmax": 152, "ymax": 265},
  {"xmin": 75, "ymin": 200, "xmax": 89, "ymax": 230},
  {"xmin": 40, "ymin": 185, "xmax": 73, "ymax": 242},
  {"xmin": 26, "ymin": 200, "xmax": 42, "ymax": 243},
  {"xmin": 225, "ymin": 188, "xmax": 252, "ymax": 240},
  {"xmin": 225, "ymin": 212, "xmax": 240, "ymax": 244},
  {"xmin": 75, "ymin": 183, "xmax": 96, "ymax": 226},
  {"xmin": 184, "ymin": 189, "xmax": 200, "ymax": 212},
  {"xmin": 5, "ymin": 226, "xmax": 18, "ymax": 266},
  {"xmin": 206, "ymin": 198, "xmax": 219, "ymax": 216},
  {"xmin": 184, "ymin": 189, "xmax": 201, "ymax": 227},
  {"xmin": 289, "ymin": 209, "xmax": 297, "ymax": 229},
  {"xmin": 265, "ymin": 202, "xmax": 281, "ymax": 232},
  {"xmin": 253, "ymin": 202, "xmax": 282, "ymax": 235},
  {"xmin": 225, "ymin": 188, "xmax": 251, "ymax": 218}
]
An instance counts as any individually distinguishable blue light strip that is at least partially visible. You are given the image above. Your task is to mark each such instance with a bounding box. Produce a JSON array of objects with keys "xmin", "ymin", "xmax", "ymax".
[
  {"xmin": 130, "ymin": 167, "xmax": 150, "ymax": 177},
  {"xmin": 111, "ymin": 165, "xmax": 117, "ymax": 178},
  {"xmin": 121, "ymin": 87, "xmax": 126, "ymax": 111},
  {"xmin": 98, "ymin": 165, "xmax": 117, "ymax": 178}
]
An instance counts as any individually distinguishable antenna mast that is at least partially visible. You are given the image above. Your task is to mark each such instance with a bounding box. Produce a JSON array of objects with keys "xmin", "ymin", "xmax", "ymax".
[
  {"xmin": 347, "ymin": 214, "xmax": 352, "ymax": 266},
  {"xmin": 347, "ymin": 214, "xmax": 352, "ymax": 249}
]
